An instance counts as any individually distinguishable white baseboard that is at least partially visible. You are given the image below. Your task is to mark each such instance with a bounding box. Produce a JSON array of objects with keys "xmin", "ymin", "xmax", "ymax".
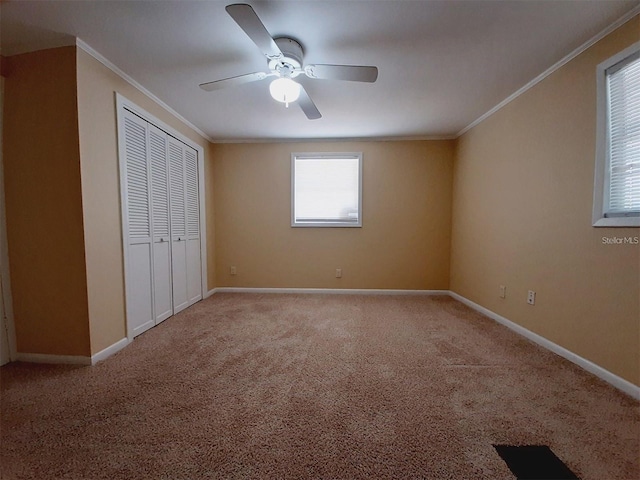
[
  {"xmin": 15, "ymin": 338, "xmax": 131, "ymax": 366},
  {"xmin": 215, "ymin": 287, "xmax": 449, "ymax": 296},
  {"xmin": 448, "ymin": 291, "xmax": 640, "ymax": 400},
  {"xmin": 16, "ymin": 352, "xmax": 92, "ymax": 366},
  {"xmin": 204, "ymin": 288, "xmax": 217, "ymax": 298},
  {"xmin": 91, "ymin": 337, "xmax": 130, "ymax": 365}
]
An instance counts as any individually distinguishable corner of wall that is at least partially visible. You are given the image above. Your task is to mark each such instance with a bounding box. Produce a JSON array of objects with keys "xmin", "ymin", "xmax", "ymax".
[
  {"xmin": 3, "ymin": 46, "xmax": 91, "ymax": 356},
  {"xmin": 206, "ymin": 140, "xmax": 217, "ymax": 290}
]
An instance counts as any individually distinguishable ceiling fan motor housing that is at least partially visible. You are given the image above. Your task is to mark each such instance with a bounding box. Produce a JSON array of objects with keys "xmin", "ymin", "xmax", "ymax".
[{"xmin": 269, "ymin": 37, "xmax": 304, "ymax": 74}]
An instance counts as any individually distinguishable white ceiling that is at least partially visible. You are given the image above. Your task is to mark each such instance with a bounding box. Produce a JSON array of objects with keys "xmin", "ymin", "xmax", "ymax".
[{"xmin": 2, "ymin": 0, "xmax": 639, "ymax": 142}]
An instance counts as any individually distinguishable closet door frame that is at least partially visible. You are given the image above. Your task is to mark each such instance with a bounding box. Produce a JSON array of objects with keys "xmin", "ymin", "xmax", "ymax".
[{"xmin": 116, "ymin": 94, "xmax": 208, "ymax": 342}]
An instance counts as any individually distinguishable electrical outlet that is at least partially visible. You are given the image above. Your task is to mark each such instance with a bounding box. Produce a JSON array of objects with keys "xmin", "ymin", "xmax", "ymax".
[
  {"xmin": 230, "ymin": 266, "xmax": 237, "ymax": 275},
  {"xmin": 335, "ymin": 268, "xmax": 342, "ymax": 278},
  {"xmin": 499, "ymin": 285, "xmax": 506, "ymax": 298},
  {"xmin": 527, "ymin": 290, "xmax": 536, "ymax": 305}
]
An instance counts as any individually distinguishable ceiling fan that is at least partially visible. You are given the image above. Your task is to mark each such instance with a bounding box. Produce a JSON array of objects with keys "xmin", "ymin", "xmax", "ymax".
[{"xmin": 199, "ymin": 3, "xmax": 379, "ymax": 120}]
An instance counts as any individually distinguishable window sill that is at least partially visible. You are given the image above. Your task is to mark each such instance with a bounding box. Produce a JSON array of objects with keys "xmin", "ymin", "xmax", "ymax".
[
  {"xmin": 592, "ymin": 217, "xmax": 640, "ymax": 228},
  {"xmin": 292, "ymin": 223, "xmax": 362, "ymax": 228}
]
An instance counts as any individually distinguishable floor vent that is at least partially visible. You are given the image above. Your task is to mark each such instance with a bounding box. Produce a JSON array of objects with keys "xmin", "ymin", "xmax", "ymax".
[{"xmin": 493, "ymin": 445, "xmax": 579, "ymax": 479}]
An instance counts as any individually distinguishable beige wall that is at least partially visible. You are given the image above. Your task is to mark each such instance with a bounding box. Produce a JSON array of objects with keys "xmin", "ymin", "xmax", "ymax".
[
  {"xmin": 450, "ymin": 17, "xmax": 640, "ymax": 385},
  {"xmin": 3, "ymin": 47, "xmax": 91, "ymax": 356},
  {"xmin": 213, "ymin": 140, "xmax": 453, "ymax": 290},
  {"xmin": 76, "ymin": 48, "xmax": 215, "ymax": 354}
]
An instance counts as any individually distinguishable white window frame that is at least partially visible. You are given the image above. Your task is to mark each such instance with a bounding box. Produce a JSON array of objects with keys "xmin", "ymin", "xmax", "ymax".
[
  {"xmin": 592, "ymin": 41, "xmax": 640, "ymax": 228},
  {"xmin": 291, "ymin": 152, "xmax": 363, "ymax": 228}
]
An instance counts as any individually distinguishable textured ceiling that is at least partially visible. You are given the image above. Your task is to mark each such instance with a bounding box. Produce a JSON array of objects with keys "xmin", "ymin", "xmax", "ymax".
[{"xmin": 2, "ymin": 0, "xmax": 639, "ymax": 141}]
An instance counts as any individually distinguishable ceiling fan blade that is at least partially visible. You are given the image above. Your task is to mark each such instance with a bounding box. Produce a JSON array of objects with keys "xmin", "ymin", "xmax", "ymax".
[
  {"xmin": 226, "ymin": 4, "xmax": 283, "ymax": 61},
  {"xmin": 199, "ymin": 71, "xmax": 268, "ymax": 92},
  {"xmin": 298, "ymin": 85, "xmax": 321, "ymax": 120},
  {"xmin": 304, "ymin": 64, "xmax": 378, "ymax": 83}
]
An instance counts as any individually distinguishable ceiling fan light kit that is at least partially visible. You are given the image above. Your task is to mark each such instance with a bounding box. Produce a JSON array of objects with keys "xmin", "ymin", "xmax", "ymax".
[
  {"xmin": 269, "ymin": 77, "xmax": 301, "ymax": 106},
  {"xmin": 199, "ymin": 3, "xmax": 379, "ymax": 120}
]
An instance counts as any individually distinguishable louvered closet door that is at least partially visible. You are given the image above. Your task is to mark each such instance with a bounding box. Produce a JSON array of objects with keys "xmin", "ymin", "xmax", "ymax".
[
  {"xmin": 149, "ymin": 124, "xmax": 173, "ymax": 323},
  {"xmin": 123, "ymin": 111, "xmax": 155, "ymax": 336},
  {"xmin": 185, "ymin": 146, "xmax": 202, "ymax": 305},
  {"xmin": 168, "ymin": 137, "xmax": 189, "ymax": 313}
]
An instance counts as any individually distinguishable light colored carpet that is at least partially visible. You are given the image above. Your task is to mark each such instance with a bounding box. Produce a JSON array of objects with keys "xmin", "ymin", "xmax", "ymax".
[{"xmin": 1, "ymin": 293, "xmax": 638, "ymax": 479}]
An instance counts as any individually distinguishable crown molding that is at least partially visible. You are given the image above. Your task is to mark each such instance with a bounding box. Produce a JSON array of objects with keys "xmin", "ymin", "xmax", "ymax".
[
  {"xmin": 75, "ymin": 38, "xmax": 215, "ymax": 143},
  {"xmin": 210, "ymin": 134, "xmax": 456, "ymax": 144},
  {"xmin": 456, "ymin": 6, "xmax": 640, "ymax": 138}
]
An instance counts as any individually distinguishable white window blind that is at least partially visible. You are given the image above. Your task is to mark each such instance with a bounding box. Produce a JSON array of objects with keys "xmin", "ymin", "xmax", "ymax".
[
  {"xmin": 605, "ymin": 51, "xmax": 640, "ymax": 217},
  {"xmin": 292, "ymin": 153, "xmax": 362, "ymax": 227}
]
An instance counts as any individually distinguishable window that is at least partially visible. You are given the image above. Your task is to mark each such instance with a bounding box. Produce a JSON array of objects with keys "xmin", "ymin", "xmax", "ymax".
[
  {"xmin": 593, "ymin": 42, "xmax": 640, "ymax": 227},
  {"xmin": 291, "ymin": 153, "xmax": 362, "ymax": 227}
]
